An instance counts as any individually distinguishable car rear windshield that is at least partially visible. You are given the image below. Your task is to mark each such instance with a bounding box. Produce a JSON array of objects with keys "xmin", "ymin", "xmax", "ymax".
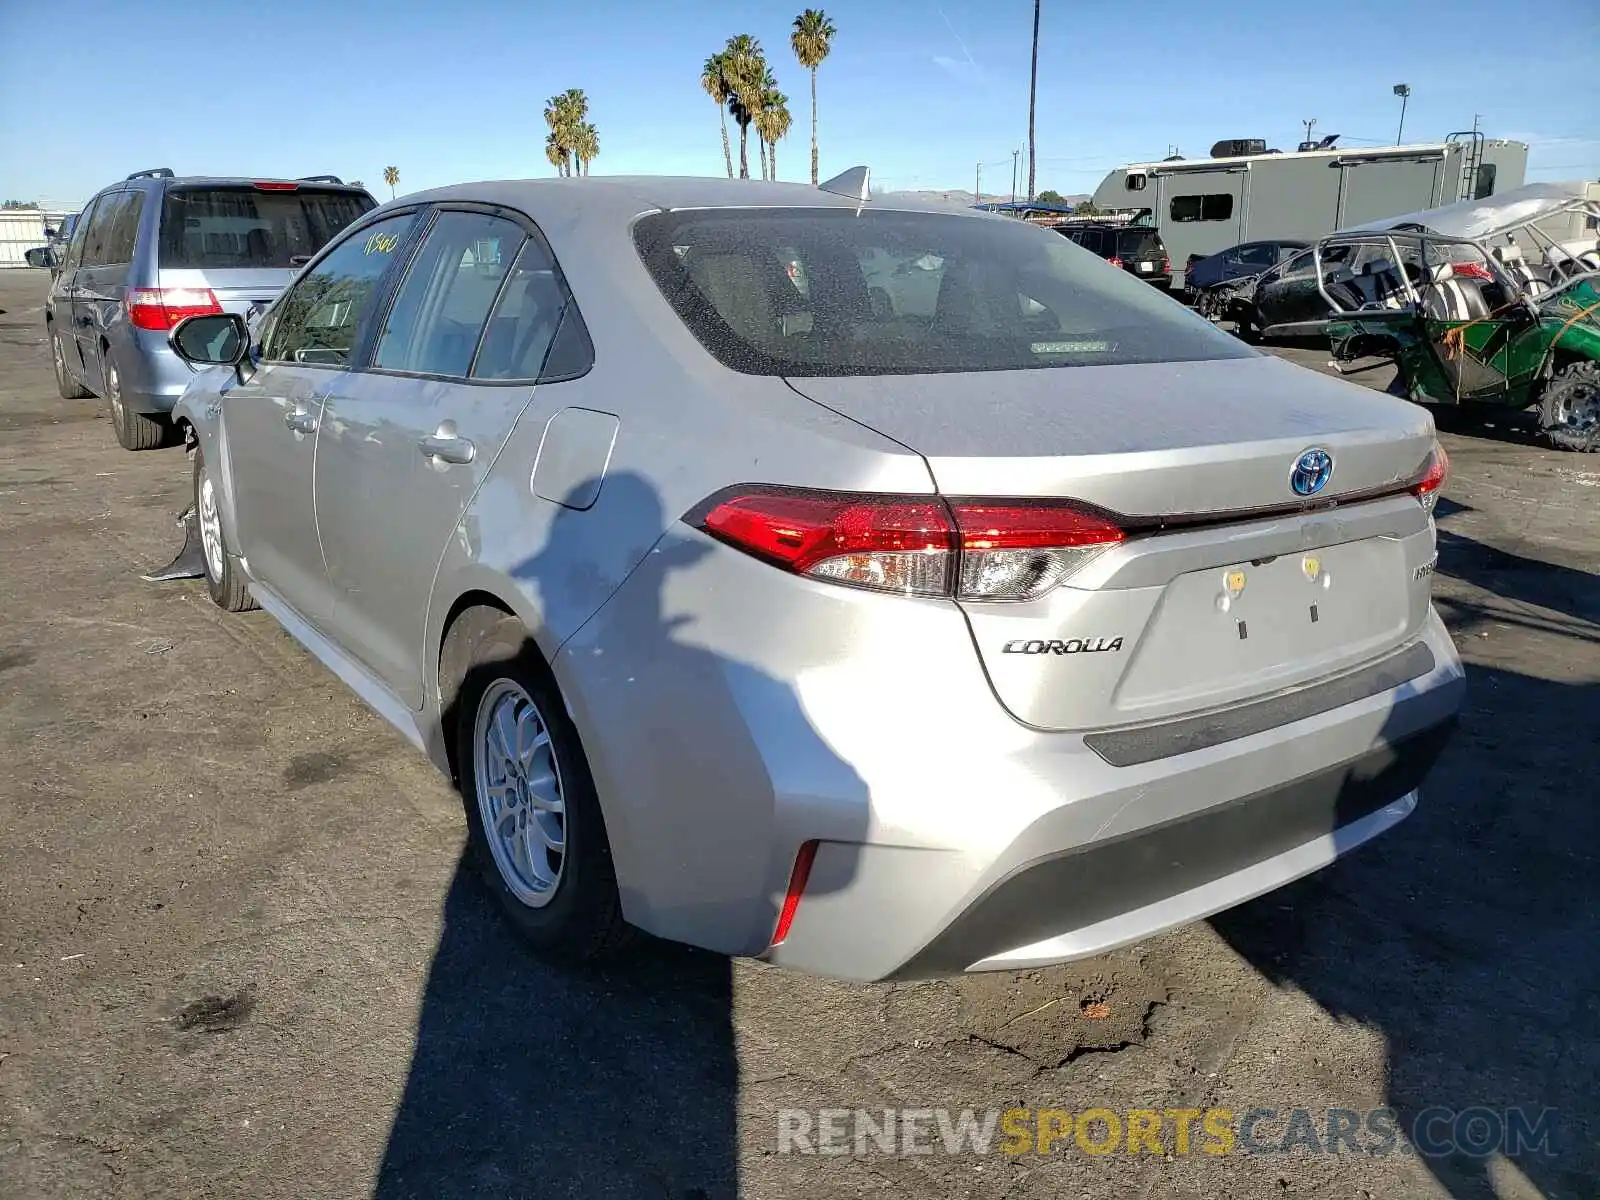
[
  {"xmin": 633, "ymin": 208, "xmax": 1249, "ymax": 376},
  {"xmin": 158, "ymin": 186, "xmax": 375, "ymax": 270},
  {"xmin": 1117, "ymin": 229, "xmax": 1164, "ymax": 260}
]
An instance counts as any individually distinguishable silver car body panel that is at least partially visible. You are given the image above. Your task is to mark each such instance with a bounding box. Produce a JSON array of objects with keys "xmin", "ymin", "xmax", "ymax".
[{"xmin": 174, "ymin": 176, "xmax": 1464, "ymax": 980}]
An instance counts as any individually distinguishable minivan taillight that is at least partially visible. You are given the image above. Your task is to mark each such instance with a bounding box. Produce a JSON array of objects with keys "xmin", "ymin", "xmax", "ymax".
[
  {"xmin": 695, "ymin": 487, "xmax": 1126, "ymax": 602},
  {"xmin": 126, "ymin": 288, "xmax": 223, "ymax": 331}
]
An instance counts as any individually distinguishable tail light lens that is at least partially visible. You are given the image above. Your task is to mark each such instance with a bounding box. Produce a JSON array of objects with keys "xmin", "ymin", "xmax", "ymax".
[
  {"xmin": 1410, "ymin": 443, "xmax": 1449, "ymax": 513},
  {"xmin": 1162, "ymin": 257, "xmax": 1172, "ymax": 274},
  {"xmin": 696, "ymin": 487, "xmax": 1125, "ymax": 602},
  {"xmin": 253, "ymin": 181, "xmax": 300, "ymax": 191},
  {"xmin": 1107, "ymin": 256, "xmax": 1125, "ymax": 269},
  {"xmin": 126, "ymin": 288, "xmax": 222, "ymax": 331}
]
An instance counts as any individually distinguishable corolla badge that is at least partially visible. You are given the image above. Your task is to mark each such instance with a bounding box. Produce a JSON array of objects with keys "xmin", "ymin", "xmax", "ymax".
[{"xmin": 1289, "ymin": 447, "xmax": 1334, "ymax": 497}]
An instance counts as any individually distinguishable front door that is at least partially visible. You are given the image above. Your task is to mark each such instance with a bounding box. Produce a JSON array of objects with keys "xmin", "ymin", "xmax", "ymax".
[
  {"xmin": 52, "ymin": 196, "xmax": 99, "ymax": 382},
  {"xmin": 315, "ymin": 208, "xmax": 573, "ymax": 707},
  {"xmin": 226, "ymin": 211, "xmax": 418, "ymax": 627},
  {"xmin": 70, "ymin": 191, "xmax": 127, "ymax": 388}
]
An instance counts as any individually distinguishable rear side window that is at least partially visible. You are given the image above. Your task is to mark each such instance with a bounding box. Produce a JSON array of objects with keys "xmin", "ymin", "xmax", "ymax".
[
  {"xmin": 375, "ymin": 211, "xmax": 523, "ymax": 378},
  {"xmin": 1170, "ymin": 194, "xmax": 1235, "ymax": 223},
  {"xmin": 103, "ymin": 191, "xmax": 145, "ymax": 265},
  {"xmin": 159, "ymin": 187, "xmax": 375, "ymax": 270},
  {"xmin": 633, "ymin": 207, "xmax": 1253, "ymax": 377},
  {"xmin": 1235, "ymin": 243, "xmax": 1278, "ymax": 269},
  {"xmin": 472, "ymin": 240, "xmax": 586, "ymax": 381},
  {"xmin": 80, "ymin": 192, "xmax": 128, "ymax": 267}
]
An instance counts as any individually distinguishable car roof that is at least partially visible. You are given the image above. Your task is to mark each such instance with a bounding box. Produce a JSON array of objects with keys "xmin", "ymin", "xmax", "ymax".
[
  {"xmin": 390, "ymin": 176, "xmax": 993, "ymax": 226},
  {"xmin": 102, "ymin": 175, "xmax": 370, "ymax": 194}
]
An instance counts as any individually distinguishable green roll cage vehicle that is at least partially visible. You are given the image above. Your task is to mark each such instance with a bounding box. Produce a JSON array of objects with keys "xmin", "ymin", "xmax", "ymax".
[{"xmin": 1317, "ymin": 214, "xmax": 1600, "ymax": 452}]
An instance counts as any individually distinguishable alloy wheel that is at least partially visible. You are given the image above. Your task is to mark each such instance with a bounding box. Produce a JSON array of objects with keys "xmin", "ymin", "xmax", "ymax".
[
  {"xmin": 198, "ymin": 469, "xmax": 225, "ymax": 582},
  {"xmin": 472, "ymin": 679, "xmax": 566, "ymax": 907}
]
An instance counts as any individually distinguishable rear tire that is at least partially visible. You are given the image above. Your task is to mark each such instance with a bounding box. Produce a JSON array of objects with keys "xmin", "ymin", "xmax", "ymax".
[
  {"xmin": 51, "ymin": 329, "xmax": 92, "ymax": 399},
  {"xmin": 442, "ymin": 609, "xmax": 632, "ymax": 962},
  {"xmin": 106, "ymin": 353, "xmax": 171, "ymax": 451},
  {"xmin": 192, "ymin": 446, "xmax": 257, "ymax": 612},
  {"xmin": 1539, "ymin": 362, "xmax": 1600, "ymax": 452}
]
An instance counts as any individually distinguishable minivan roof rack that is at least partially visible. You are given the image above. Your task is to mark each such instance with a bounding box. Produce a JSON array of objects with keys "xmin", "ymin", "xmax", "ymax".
[
  {"xmin": 297, "ymin": 175, "xmax": 344, "ymax": 184},
  {"xmin": 126, "ymin": 168, "xmax": 176, "ymax": 180}
]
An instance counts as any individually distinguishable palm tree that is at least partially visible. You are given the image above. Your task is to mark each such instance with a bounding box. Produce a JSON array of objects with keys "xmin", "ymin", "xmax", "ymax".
[
  {"xmin": 545, "ymin": 133, "xmax": 567, "ymax": 176},
  {"xmin": 790, "ymin": 9, "xmax": 835, "ymax": 186},
  {"xmin": 754, "ymin": 89, "xmax": 792, "ymax": 181},
  {"xmin": 382, "ymin": 166, "xmax": 399, "ymax": 199},
  {"xmin": 721, "ymin": 34, "xmax": 765, "ymax": 179},
  {"xmin": 701, "ymin": 54, "xmax": 736, "ymax": 178},
  {"xmin": 1026, "ymin": 0, "xmax": 1040, "ymax": 201},
  {"xmin": 544, "ymin": 88, "xmax": 590, "ymax": 177},
  {"xmin": 571, "ymin": 122, "xmax": 600, "ymax": 176}
]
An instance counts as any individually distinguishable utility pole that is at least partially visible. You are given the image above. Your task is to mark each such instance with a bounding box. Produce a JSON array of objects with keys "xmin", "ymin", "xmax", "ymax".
[
  {"xmin": 1011, "ymin": 149, "xmax": 1019, "ymax": 203},
  {"xmin": 975, "ymin": 162, "xmax": 982, "ymax": 203},
  {"xmin": 1026, "ymin": 0, "xmax": 1040, "ymax": 202},
  {"xmin": 1393, "ymin": 83, "xmax": 1411, "ymax": 145}
]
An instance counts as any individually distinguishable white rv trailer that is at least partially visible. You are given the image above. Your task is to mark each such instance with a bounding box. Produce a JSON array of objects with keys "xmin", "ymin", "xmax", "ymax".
[{"xmin": 1089, "ymin": 133, "xmax": 1529, "ymax": 288}]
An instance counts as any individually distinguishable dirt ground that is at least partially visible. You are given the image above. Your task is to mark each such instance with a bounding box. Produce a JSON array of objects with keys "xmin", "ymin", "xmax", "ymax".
[{"xmin": 1, "ymin": 267, "xmax": 1596, "ymax": 1200}]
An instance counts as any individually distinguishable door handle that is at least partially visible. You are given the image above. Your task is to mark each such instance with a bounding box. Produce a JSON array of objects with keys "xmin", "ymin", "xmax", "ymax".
[
  {"xmin": 418, "ymin": 432, "xmax": 476, "ymax": 465},
  {"xmin": 284, "ymin": 408, "xmax": 317, "ymax": 435}
]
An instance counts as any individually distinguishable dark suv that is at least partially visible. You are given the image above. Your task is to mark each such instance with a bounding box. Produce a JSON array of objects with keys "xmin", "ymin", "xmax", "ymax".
[
  {"xmin": 45, "ymin": 169, "xmax": 376, "ymax": 449},
  {"xmin": 1057, "ymin": 221, "xmax": 1171, "ymax": 288}
]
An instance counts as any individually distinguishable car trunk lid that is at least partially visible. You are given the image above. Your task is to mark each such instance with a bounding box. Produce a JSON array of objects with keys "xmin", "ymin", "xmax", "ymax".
[{"xmin": 785, "ymin": 354, "xmax": 1443, "ymax": 732}]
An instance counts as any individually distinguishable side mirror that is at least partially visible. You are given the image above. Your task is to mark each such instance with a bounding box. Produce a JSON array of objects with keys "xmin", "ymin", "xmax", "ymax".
[
  {"xmin": 24, "ymin": 247, "xmax": 50, "ymax": 268},
  {"xmin": 170, "ymin": 313, "xmax": 249, "ymax": 373}
]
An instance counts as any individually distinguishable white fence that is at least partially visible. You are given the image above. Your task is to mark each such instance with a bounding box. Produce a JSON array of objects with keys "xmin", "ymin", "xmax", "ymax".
[{"xmin": 0, "ymin": 210, "xmax": 75, "ymax": 268}]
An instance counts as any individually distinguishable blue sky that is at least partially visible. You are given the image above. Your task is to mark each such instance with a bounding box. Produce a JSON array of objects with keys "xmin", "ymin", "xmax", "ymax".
[{"xmin": 2, "ymin": 0, "xmax": 1596, "ymax": 207}]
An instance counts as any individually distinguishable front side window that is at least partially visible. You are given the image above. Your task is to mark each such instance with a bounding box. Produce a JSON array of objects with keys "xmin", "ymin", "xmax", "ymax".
[
  {"xmin": 374, "ymin": 211, "xmax": 524, "ymax": 377},
  {"xmin": 1170, "ymin": 194, "xmax": 1236, "ymax": 223},
  {"xmin": 633, "ymin": 207, "xmax": 1253, "ymax": 377},
  {"xmin": 63, "ymin": 198, "xmax": 99, "ymax": 270},
  {"xmin": 159, "ymin": 186, "xmax": 375, "ymax": 270},
  {"xmin": 264, "ymin": 214, "xmax": 414, "ymax": 367}
]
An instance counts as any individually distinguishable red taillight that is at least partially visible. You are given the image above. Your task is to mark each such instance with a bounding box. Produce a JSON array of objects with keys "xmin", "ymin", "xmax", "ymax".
[
  {"xmin": 1108, "ymin": 256, "xmax": 1125, "ymax": 269},
  {"xmin": 771, "ymin": 840, "xmax": 818, "ymax": 946},
  {"xmin": 126, "ymin": 288, "xmax": 223, "ymax": 332},
  {"xmin": 1162, "ymin": 257, "xmax": 1172, "ymax": 274},
  {"xmin": 696, "ymin": 487, "xmax": 1125, "ymax": 602},
  {"xmin": 1410, "ymin": 443, "xmax": 1449, "ymax": 512},
  {"xmin": 253, "ymin": 181, "xmax": 299, "ymax": 191}
]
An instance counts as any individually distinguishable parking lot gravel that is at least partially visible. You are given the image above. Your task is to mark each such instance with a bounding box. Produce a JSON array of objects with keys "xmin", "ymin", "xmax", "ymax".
[{"xmin": 1, "ymin": 268, "xmax": 1596, "ymax": 1200}]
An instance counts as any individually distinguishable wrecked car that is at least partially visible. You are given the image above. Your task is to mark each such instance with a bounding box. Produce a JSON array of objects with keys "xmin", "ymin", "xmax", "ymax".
[{"xmin": 1319, "ymin": 225, "xmax": 1600, "ymax": 451}]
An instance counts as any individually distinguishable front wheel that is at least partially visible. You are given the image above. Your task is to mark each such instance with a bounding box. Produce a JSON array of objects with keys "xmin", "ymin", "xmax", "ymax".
[
  {"xmin": 193, "ymin": 446, "xmax": 257, "ymax": 611},
  {"xmin": 52, "ymin": 330, "xmax": 92, "ymax": 399},
  {"xmin": 443, "ymin": 609, "xmax": 631, "ymax": 962},
  {"xmin": 1539, "ymin": 362, "xmax": 1600, "ymax": 452}
]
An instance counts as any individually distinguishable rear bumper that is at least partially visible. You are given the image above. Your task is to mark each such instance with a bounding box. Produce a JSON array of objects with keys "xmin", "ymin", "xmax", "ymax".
[
  {"xmin": 764, "ymin": 611, "xmax": 1461, "ymax": 980},
  {"xmin": 886, "ymin": 718, "xmax": 1452, "ymax": 977},
  {"xmin": 114, "ymin": 327, "xmax": 196, "ymax": 414}
]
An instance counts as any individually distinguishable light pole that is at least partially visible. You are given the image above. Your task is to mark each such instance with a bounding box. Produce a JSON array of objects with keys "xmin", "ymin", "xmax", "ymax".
[
  {"xmin": 1011, "ymin": 149, "xmax": 1019, "ymax": 203},
  {"xmin": 1393, "ymin": 84, "xmax": 1411, "ymax": 145}
]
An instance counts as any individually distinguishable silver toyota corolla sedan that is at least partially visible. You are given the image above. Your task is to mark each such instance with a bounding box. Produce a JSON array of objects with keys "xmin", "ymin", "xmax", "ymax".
[{"xmin": 168, "ymin": 171, "xmax": 1464, "ymax": 981}]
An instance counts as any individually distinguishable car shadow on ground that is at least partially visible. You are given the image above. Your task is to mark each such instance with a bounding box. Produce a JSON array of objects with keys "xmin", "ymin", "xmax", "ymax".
[
  {"xmin": 1211, "ymin": 529, "xmax": 1599, "ymax": 1197},
  {"xmin": 374, "ymin": 471, "xmax": 869, "ymax": 1200}
]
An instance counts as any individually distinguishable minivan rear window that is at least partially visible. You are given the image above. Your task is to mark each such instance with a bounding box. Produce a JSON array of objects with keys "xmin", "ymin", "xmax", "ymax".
[
  {"xmin": 634, "ymin": 208, "xmax": 1252, "ymax": 377},
  {"xmin": 1117, "ymin": 230, "xmax": 1164, "ymax": 260},
  {"xmin": 158, "ymin": 187, "xmax": 375, "ymax": 270}
]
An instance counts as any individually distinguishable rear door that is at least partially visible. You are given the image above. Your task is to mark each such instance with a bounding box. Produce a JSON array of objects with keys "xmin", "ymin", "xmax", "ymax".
[
  {"xmin": 314, "ymin": 207, "xmax": 584, "ymax": 706},
  {"xmin": 70, "ymin": 191, "xmax": 126, "ymax": 387},
  {"xmin": 156, "ymin": 184, "xmax": 376, "ymax": 321},
  {"xmin": 223, "ymin": 210, "xmax": 418, "ymax": 627}
]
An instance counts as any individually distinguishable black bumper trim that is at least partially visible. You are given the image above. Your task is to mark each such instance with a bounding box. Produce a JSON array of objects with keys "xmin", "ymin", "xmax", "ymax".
[
  {"xmin": 1084, "ymin": 640, "xmax": 1437, "ymax": 768},
  {"xmin": 890, "ymin": 717, "xmax": 1457, "ymax": 980}
]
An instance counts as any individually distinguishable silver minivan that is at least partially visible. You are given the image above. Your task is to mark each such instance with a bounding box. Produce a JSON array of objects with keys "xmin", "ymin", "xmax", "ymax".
[{"xmin": 45, "ymin": 169, "xmax": 375, "ymax": 449}]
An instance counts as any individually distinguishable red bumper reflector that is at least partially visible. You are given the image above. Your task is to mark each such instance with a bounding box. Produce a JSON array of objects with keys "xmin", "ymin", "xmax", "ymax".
[{"xmin": 771, "ymin": 840, "xmax": 819, "ymax": 946}]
